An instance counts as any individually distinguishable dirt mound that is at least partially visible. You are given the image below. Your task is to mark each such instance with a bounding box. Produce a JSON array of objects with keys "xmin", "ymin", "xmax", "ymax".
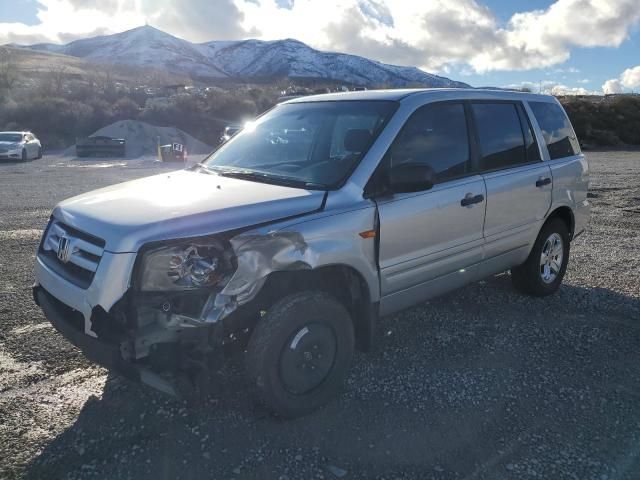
[{"xmin": 64, "ymin": 120, "xmax": 213, "ymax": 158}]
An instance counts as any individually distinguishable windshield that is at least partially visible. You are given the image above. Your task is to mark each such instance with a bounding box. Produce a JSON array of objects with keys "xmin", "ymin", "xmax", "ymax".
[
  {"xmin": 203, "ymin": 101, "xmax": 398, "ymax": 189},
  {"xmin": 0, "ymin": 133, "xmax": 23, "ymax": 143}
]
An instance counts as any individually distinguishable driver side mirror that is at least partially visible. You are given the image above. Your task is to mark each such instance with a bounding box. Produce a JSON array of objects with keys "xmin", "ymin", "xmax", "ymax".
[{"xmin": 387, "ymin": 163, "xmax": 435, "ymax": 193}]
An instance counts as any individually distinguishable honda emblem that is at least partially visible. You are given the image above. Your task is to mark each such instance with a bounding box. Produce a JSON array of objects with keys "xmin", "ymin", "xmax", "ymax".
[{"xmin": 57, "ymin": 235, "xmax": 71, "ymax": 263}]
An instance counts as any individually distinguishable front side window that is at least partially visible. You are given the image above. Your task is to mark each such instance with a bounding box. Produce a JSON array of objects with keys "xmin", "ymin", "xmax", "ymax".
[
  {"xmin": 472, "ymin": 103, "xmax": 529, "ymax": 171},
  {"xmin": 384, "ymin": 102, "xmax": 471, "ymax": 185},
  {"xmin": 203, "ymin": 101, "xmax": 397, "ymax": 189},
  {"xmin": 529, "ymin": 101, "xmax": 580, "ymax": 160}
]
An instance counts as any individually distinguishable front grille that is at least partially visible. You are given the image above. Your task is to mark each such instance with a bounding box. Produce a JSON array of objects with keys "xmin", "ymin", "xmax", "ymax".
[{"xmin": 39, "ymin": 220, "xmax": 106, "ymax": 289}]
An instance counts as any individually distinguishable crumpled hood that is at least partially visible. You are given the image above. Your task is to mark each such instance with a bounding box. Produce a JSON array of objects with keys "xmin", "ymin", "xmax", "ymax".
[{"xmin": 53, "ymin": 169, "xmax": 325, "ymax": 252}]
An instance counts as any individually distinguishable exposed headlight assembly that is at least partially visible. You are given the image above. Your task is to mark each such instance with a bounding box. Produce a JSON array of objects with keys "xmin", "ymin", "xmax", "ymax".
[{"xmin": 139, "ymin": 241, "xmax": 235, "ymax": 292}]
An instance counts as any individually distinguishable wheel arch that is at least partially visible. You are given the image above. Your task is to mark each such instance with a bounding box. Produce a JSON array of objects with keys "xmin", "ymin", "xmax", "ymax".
[
  {"xmin": 250, "ymin": 264, "xmax": 378, "ymax": 352},
  {"xmin": 545, "ymin": 205, "xmax": 575, "ymax": 240}
]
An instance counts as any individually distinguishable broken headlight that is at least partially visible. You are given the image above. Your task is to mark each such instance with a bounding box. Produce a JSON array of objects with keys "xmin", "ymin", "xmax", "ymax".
[{"xmin": 139, "ymin": 241, "xmax": 235, "ymax": 292}]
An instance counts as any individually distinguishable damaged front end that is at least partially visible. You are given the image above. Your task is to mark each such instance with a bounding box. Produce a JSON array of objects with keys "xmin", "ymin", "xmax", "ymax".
[{"xmin": 36, "ymin": 228, "xmax": 314, "ymax": 401}]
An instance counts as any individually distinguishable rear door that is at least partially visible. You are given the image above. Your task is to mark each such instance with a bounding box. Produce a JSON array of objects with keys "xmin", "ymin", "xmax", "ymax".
[
  {"xmin": 469, "ymin": 101, "xmax": 552, "ymax": 272},
  {"xmin": 376, "ymin": 102, "xmax": 486, "ymax": 314}
]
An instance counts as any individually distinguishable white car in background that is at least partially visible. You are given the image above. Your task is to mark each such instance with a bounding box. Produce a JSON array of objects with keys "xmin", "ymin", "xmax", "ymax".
[{"xmin": 0, "ymin": 131, "xmax": 42, "ymax": 161}]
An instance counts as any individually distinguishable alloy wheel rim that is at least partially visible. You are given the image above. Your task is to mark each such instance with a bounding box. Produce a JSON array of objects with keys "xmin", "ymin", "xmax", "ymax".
[{"xmin": 540, "ymin": 233, "xmax": 563, "ymax": 284}]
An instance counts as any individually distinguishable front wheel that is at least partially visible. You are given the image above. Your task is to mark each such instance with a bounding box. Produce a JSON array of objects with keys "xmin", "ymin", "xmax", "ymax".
[
  {"xmin": 36, "ymin": 147, "xmax": 42, "ymax": 159},
  {"xmin": 21, "ymin": 149, "xmax": 27, "ymax": 162},
  {"xmin": 511, "ymin": 218, "xmax": 570, "ymax": 296},
  {"xmin": 246, "ymin": 291, "xmax": 354, "ymax": 418}
]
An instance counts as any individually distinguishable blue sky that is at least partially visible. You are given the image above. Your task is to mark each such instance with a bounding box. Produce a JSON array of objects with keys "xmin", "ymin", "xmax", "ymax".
[
  {"xmin": 1, "ymin": 0, "xmax": 639, "ymax": 94},
  {"xmin": 458, "ymin": 0, "xmax": 640, "ymax": 93},
  {"xmin": 0, "ymin": 0, "xmax": 39, "ymax": 25}
]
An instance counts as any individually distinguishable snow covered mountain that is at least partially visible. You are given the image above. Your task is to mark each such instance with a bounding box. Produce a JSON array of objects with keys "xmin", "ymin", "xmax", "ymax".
[
  {"xmin": 25, "ymin": 26, "xmax": 228, "ymax": 78},
  {"xmin": 20, "ymin": 26, "xmax": 469, "ymax": 88}
]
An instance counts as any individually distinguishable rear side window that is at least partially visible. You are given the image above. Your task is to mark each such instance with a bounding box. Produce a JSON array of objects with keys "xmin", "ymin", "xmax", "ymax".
[
  {"xmin": 386, "ymin": 102, "xmax": 470, "ymax": 184},
  {"xmin": 472, "ymin": 103, "xmax": 530, "ymax": 171},
  {"xmin": 529, "ymin": 101, "xmax": 580, "ymax": 160}
]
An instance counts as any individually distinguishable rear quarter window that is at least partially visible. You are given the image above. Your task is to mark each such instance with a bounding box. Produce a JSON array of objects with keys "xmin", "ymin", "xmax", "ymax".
[{"xmin": 529, "ymin": 101, "xmax": 580, "ymax": 160}]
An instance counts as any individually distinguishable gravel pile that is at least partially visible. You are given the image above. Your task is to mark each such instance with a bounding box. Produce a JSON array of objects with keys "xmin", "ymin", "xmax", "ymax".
[
  {"xmin": 0, "ymin": 150, "xmax": 638, "ymax": 479},
  {"xmin": 63, "ymin": 120, "xmax": 213, "ymax": 158}
]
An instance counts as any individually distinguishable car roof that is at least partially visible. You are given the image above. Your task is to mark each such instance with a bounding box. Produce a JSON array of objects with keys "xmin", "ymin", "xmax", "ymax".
[
  {"xmin": 0, "ymin": 131, "xmax": 29, "ymax": 135},
  {"xmin": 283, "ymin": 88, "xmax": 556, "ymax": 104}
]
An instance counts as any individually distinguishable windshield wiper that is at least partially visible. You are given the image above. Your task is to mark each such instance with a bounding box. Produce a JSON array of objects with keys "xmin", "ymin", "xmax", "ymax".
[
  {"xmin": 207, "ymin": 167, "xmax": 325, "ymax": 190},
  {"xmin": 190, "ymin": 163, "xmax": 214, "ymax": 174}
]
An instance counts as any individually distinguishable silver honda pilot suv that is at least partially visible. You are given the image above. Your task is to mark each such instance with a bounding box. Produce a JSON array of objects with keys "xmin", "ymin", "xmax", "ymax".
[{"xmin": 34, "ymin": 89, "xmax": 589, "ymax": 417}]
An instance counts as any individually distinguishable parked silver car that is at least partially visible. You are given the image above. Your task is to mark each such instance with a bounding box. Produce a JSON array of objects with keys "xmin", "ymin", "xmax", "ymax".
[
  {"xmin": 0, "ymin": 131, "xmax": 42, "ymax": 161},
  {"xmin": 33, "ymin": 89, "xmax": 589, "ymax": 417}
]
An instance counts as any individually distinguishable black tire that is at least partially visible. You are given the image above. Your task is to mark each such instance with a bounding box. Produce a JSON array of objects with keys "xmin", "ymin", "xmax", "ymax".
[
  {"xmin": 36, "ymin": 147, "xmax": 42, "ymax": 159},
  {"xmin": 21, "ymin": 149, "xmax": 27, "ymax": 162},
  {"xmin": 246, "ymin": 291, "xmax": 354, "ymax": 418},
  {"xmin": 511, "ymin": 218, "xmax": 570, "ymax": 296}
]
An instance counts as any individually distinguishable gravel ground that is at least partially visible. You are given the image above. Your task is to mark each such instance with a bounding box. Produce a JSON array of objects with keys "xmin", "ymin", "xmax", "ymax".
[{"xmin": 0, "ymin": 151, "xmax": 639, "ymax": 480}]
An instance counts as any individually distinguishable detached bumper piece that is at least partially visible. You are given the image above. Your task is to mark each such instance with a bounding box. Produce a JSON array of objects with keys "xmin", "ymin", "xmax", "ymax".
[{"xmin": 33, "ymin": 286, "xmax": 223, "ymax": 400}]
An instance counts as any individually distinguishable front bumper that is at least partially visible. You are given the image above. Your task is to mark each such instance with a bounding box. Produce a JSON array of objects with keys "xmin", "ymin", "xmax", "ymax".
[
  {"xmin": 34, "ymin": 285, "xmax": 139, "ymax": 380},
  {"xmin": 32, "ymin": 285, "xmax": 213, "ymax": 396},
  {"xmin": 34, "ymin": 250, "xmax": 137, "ymax": 336}
]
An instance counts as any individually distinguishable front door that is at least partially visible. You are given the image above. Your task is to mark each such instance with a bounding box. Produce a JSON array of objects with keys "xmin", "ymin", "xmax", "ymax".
[{"xmin": 375, "ymin": 102, "xmax": 486, "ymax": 315}]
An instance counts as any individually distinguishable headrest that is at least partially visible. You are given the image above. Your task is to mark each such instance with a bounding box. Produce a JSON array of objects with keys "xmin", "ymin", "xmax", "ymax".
[{"xmin": 344, "ymin": 129, "xmax": 372, "ymax": 153}]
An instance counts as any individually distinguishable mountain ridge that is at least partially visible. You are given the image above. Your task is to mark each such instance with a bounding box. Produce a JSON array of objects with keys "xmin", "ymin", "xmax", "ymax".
[{"xmin": 13, "ymin": 25, "xmax": 470, "ymax": 88}]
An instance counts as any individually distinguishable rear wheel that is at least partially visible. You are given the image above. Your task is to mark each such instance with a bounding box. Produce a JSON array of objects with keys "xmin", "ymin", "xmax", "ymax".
[
  {"xmin": 36, "ymin": 147, "xmax": 42, "ymax": 159},
  {"xmin": 511, "ymin": 218, "xmax": 570, "ymax": 296},
  {"xmin": 246, "ymin": 291, "xmax": 354, "ymax": 418}
]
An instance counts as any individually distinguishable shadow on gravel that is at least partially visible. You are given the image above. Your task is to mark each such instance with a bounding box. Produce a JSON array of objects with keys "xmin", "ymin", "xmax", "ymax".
[{"xmin": 24, "ymin": 278, "xmax": 640, "ymax": 480}]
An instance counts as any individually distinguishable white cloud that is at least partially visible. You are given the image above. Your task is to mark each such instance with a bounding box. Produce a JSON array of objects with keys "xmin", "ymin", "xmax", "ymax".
[
  {"xmin": 549, "ymin": 84, "xmax": 594, "ymax": 95},
  {"xmin": 0, "ymin": 0, "xmax": 144, "ymax": 45},
  {"xmin": 620, "ymin": 66, "xmax": 640, "ymax": 89},
  {"xmin": 602, "ymin": 65, "xmax": 640, "ymax": 94},
  {"xmin": 0, "ymin": 0, "xmax": 249, "ymax": 45},
  {"xmin": 506, "ymin": 80, "xmax": 597, "ymax": 95},
  {"xmin": 237, "ymin": 0, "xmax": 640, "ymax": 73},
  {"xmin": 602, "ymin": 79, "xmax": 623, "ymax": 94},
  {"xmin": 1, "ymin": 0, "xmax": 639, "ymax": 76}
]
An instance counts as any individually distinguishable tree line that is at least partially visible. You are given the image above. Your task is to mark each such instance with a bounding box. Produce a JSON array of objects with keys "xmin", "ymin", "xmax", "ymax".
[{"xmin": 1, "ymin": 51, "xmax": 640, "ymax": 150}]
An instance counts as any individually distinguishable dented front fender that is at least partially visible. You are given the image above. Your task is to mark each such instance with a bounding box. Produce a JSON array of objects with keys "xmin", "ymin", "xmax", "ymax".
[{"xmin": 205, "ymin": 203, "xmax": 381, "ymax": 322}]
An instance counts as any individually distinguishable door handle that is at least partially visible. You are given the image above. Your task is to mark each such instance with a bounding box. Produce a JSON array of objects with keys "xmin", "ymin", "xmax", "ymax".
[
  {"xmin": 460, "ymin": 193, "xmax": 484, "ymax": 207},
  {"xmin": 536, "ymin": 177, "xmax": 551, "ymax": 187}
]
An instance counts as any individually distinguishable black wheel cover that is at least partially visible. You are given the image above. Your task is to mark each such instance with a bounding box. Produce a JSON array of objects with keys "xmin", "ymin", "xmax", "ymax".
[{"xmin": 279, "ymin": 322, "xmax": 337, "ymax": 395}]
